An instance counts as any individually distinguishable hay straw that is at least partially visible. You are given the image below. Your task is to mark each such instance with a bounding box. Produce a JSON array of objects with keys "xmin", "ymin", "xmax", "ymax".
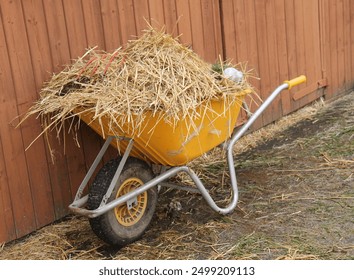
[{"xmin": 20, "ymin": 27, "xmax": 253, "ymax": 152}]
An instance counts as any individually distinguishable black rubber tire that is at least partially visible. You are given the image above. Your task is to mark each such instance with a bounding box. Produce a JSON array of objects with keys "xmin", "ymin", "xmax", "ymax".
[{"xmin": 87, "ymin": 157, "xmax": 157, "ymax": 246}]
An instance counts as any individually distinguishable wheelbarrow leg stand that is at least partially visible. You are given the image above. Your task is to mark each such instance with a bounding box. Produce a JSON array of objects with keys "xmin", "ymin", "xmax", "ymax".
[
  {"xmin": 98, "ymin": 137, "xmax": 135, "ymax": 207},
  {"xmin": 69, "ymin": 136, "xmax": 115, "ymax": 209},
  {"xmin": 69, "ymin": 136, "xmax": 134, "ymax": 215}
]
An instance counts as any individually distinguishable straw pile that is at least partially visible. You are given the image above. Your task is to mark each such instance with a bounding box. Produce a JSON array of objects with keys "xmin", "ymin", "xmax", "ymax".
[{"xmin": 23, "ymin": 27, "xmax": 252, "ymax": 149}]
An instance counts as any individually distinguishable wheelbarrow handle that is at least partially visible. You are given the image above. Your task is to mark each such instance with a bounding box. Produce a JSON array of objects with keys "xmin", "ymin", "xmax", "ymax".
[
  {"xmin": 229, "ymin": 74, "xmax": 307, "ymax": 147},
  {"xmin": 284, "ymin": 75, "xmax": 307, "ymax": 90}
]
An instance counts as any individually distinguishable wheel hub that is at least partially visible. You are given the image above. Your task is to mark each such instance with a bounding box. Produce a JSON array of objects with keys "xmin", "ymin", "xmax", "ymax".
[{"xmin": 114, "ymin": 178, "xmax": 147, "ymax": 226}]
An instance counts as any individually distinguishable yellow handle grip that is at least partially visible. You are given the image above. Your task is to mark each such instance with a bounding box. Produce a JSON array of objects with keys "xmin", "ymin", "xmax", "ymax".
[{"xmin": 284, "ymin": 75, "xmax": 307, "ymax": 90}]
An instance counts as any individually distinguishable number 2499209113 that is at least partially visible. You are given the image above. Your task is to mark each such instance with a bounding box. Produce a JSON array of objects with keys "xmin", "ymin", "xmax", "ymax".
[{"xmin": 191, "ymin": 266, "xmax": 255, "ymax": 276}]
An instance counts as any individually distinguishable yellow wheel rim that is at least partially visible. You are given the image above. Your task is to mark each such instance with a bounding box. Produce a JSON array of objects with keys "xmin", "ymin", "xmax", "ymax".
[{"xmin": 114, "ymin": 178, "xmax": 147, "ymax": 226}]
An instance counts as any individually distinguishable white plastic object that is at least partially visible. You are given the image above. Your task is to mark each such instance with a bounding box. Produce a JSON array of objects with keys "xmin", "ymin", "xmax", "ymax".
[{"xmin": 223, "ymin": 67, "xmax": 243, "ymax": 83}]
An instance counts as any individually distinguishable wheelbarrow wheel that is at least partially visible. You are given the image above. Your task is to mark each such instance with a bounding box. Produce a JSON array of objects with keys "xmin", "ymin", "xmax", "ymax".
[{"xmin": 87, "ymin": 157, "xmax": 157, "ymax": 246}]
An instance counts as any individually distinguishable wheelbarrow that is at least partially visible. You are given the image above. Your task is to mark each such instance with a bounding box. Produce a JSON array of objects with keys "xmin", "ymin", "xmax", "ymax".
[{"xmin": 69, "ymin": 75, "xmax": 306, "ymax": 246}]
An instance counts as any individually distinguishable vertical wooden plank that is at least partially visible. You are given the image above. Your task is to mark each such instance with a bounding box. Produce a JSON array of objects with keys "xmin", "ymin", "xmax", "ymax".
[
  {"xmin": 62, "ymin": 131, "xmax": 87, "ymax": 203},
  {"xmin": 350, "ymin": 1, "xmax": 353, "ymax": 89},
  {"xmin": 343, "ymin": 0, "xmax": 352, "ymax": 90},
  {"xmin": 133, "ymin": 0, "xmax": 150, "ymax": 35},
  {"xmin": 175, "ymin": 0, "xmax": 193, "ymax": 45},
  {"xmin": 292, "ymin": 0, "xmax": 307, "ymax": 109},
  {"xmin": 1, "ymin": 1, "xmax": 39, "ymax": 106},
  {"xmin": 21, "ymin": 0, "xmax": 53, "ymax": 91},
  {"xmin": 230, "ymin": 0, "xmax": 248, "ymax": 125},
  {"xmin": 242, "ymin": 0, "xmax": 262, "ymax": 128},
  {"xmin": 188, "ymin": 0, "xmax": 205, "ymax": 59},
  {"xmin": 311, "ymin": 0, "xmax": 322, "ymax": 82},
  {"xmin": 336, "ymin": 0, "xmax": 345, "ymax": 92},
  {"xmin": 220, "ymin": 0, "xmax": 236, "ymax": 60},
  {"xmin": 254, "ymin": 0, "xmax": 271, "ymax": 127},
  {"xmin": 319, "ymin": 0, "xmax": 332, "ymax": 98},
  {"xmin": 62, "ymin": 0, "xmax": 89, "ymax": 201},
  {"xmin": 274, "ymin": 0, "xmax": 291, "ymax": 116},
  {"xmin": 82, "ymin": 0, "xmax": 106, "ymax": 49},
  {"xmin": 0, "ymin": 0, "xmax": 36, "ymax": 238},
  {"xmin": 265, "ymin": 0, "xmax": 280, "ymax": 87},
  {"xmin": 0, "ymin": 115, "xmax": 16, "ymax": 242},
  {"xmin": 21, "ymin": 0, "xmax": 57, "ymax": 228},
  {"xmin": 100, "ymin": 0, "xmax": 123, "ymax": 51},
  {"xmin": 200, "ymin": 0, "xmax": 218, "ymax": 62},
  {"xmin": 299, "ymin": 0, "xmax": 322, "ymax": 105},
  {"xmin": 42, "ymin": 0, "xmax": 73, "ymax": 218},
  {"xmin": 242, "ymin": 1, "xmax": 260, "ymax": 85},
  {"xmin": 265, "ymin": 0, "xmax": 282, "ymax": 124},
  {"xmin": 117, "ymin": 0, "xmax": 137, "ymax": 43},
  {"xmin": 81, "ymin": 0, "xmax": 109, "ymax": 183},
  {"xmin": 42, "ymin": 0, "xmax": 72, "ymax": 71},
  {"xmin": 148, "ymin": 0, "xmax": 165, "ymax": 28},
  {"xmin": 211, "ymin": 0, "xmax": 223, "ymax": 59},
  {"xmin": 233, "ymin": 0, "xmax": 246, "ymax": 62},
  {"xmin": 328, "ymin": 0, "xmax": 339, "ymax": 99},
  {"xmin": 0, "ymin": 105, "xmax": 35, "ymax": 240},
  {"xmin": 309, "ymin": 0, "xmax": 323, "ymax": 102},
  {"xmin": 284, "ymin": 0, "xmax": 298, "ymax": 84},
  {"xmin": 45, "ymin": 135, "xmax": 73, "ymax": 218},
  {"xmin": 62, "ymin": 0, "xmax": 88, "ymax": 57},
  {"xmin": 302, "ymin": 0, "xmax": 316, "ymax": 86},
  {"xmin": 163, "ymin": 0, "xmax": 178, "ymax": 36}
]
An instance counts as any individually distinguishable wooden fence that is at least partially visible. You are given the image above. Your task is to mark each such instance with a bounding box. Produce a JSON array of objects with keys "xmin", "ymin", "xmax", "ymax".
[{"xmin": 0, "ymin": 0, "xmax": 353, "ymax": 243}]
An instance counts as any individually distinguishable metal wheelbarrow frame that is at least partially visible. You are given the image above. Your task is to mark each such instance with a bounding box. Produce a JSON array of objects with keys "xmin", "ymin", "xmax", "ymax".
[{"xmin": 69, "ymin": 75, "xmax": 306, "ymax": 245}]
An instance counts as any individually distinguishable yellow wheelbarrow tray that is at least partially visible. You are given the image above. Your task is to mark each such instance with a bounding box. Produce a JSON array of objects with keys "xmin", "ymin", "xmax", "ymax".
[
  {"xmin": 75, "ymin": 90, "xmax": 249, "ymax": 166},
  {"xmin": 69, "ymin": 75, "xmax": 306, "ymax": 246}
]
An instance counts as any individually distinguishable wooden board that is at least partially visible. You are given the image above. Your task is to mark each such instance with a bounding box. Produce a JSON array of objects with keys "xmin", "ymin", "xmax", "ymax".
[
  {"xmin": 148, "ymin": 0, "xmax": 164, "ymax": 29},
  {"xmin": 175, "ymin": 0, "xmax": 193, "ymax": 45},
  {"xmin": 21, "ymin": 0, "xmax": 56, "ymax": 228},
  {"xmin": 133, "ymin": 0, "xmax": 150, "ymax": 35},
  {"xmin": 0, "ymin": 135, "xmax": 16, "ymax": 242},
  {"xmin": 100, "ymin": 0, "xmax": 123, "ymax": 52},
  {"xmin": 82, "ymin": 0, "xmax": 106, "ymax": 49},
  {"xmin": 41, "ymin": 0, "xmax": 73, "ymax": 219},
  {"xmin": 0, "ymin": 0, "xmax": 37, "ymax": 239},
  {"xmin": 163, "ymin": 0, "xmax": 178, "ymax": 36},
  {"xmin": 117, "ymin": 0, "xmax": 137, "ymax": 44},
  {"xmin": 274, "ymin": 0, "xmax": 291, "ymax": 116}
]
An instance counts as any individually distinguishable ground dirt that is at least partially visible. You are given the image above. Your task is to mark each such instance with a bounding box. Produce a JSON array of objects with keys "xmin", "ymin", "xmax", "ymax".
[{"xmin": 1, "ymin": 92, "xmax": 353, "ymax": 260}]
